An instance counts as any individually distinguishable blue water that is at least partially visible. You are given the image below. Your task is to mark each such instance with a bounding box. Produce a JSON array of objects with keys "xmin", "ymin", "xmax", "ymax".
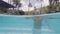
[{"xmin": 0, "ymin": 13, "xmax": 60, "ymax": 34}]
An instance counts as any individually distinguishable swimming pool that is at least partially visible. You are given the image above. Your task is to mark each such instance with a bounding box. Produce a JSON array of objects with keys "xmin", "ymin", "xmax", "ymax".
[{"xmin": 0, "ymin": 13, "xmax": 60, "ymax": 34}]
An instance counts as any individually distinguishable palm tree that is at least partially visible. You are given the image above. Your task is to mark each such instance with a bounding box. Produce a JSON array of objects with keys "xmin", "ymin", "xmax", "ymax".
[
  {"xmin": 13, "ymin": 0, "xmax": 20, "ymax": 6},
  {"xmin": 12, "ymin": 0, "xmax": 21, "ymax": 10},
  {"xmin": 48, "ymin": 0, "xmax": 59, "ymax": 13},
  {"xmin": 49, "ymin": 0, "xmax": 52, "ymax": 6},
  {"xmin": 54, "ymin": 0, "xmax": 59, "ymax": 4}
]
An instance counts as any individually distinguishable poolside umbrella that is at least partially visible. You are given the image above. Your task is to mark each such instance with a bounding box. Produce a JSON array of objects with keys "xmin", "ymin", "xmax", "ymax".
[
  {"xmin": 0, "ymin": 0, "xmax": 16, "ymax": 11},
  {"xmin": 0, "ymin": 1, "xmax": 15, "ymax": 8}
]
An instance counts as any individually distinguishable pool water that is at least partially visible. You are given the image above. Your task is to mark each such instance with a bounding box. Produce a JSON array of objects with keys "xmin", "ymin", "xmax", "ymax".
[{"xmin": 0, "ymin": 13, "xmax": 60, "ymax": 34}]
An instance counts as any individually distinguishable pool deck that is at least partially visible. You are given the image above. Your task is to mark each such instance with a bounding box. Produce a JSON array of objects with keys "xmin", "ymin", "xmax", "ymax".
[{"xmin": 0, "ymin": 13, "xmax": 60, "ymax": 17}]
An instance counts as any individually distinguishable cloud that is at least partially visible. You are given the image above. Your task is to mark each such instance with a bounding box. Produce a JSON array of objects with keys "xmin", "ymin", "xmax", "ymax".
[
  {"xmin": 21, "ymin": 6, "xmax": 34, "ymax": 11},
  {"xmin": 3, "ymin": 0, "xmax": 50, "ymax": 11},
  {"xmin": 34, "ymin": 2, "xmax": 42, "ymax": 8},
  {"xmin": 43, "ymin": 0, "xmax": 50, "ymax": 6},
  {"xmin": 3, "ymin": 0, "xmax": 8, "ymax": 2},
  {"xmin": 21, "ymin": 0, "xmax": 50, "ymax": 11},
  {"xmin": 34, "ymin": 0, "xmax": 49, "ymax": 8},
  {"xmin": 20, "ymin": 0, "xmax": 26, "ymax": 6},
  {"xmin": 20, "ymin": 0, "xmax": 34, "ymax": 11}
]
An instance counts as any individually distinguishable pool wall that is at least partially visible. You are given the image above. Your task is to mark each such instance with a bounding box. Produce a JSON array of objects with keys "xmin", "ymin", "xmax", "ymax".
[{"xmin": 0, "ymin": 13, "xmax": 60, "ymax": 34}]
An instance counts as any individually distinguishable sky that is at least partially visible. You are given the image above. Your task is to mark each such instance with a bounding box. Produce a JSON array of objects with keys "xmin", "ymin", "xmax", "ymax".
[{"xmin": 3, "ymin": 0, "xmax": 50, "ymax": 11}]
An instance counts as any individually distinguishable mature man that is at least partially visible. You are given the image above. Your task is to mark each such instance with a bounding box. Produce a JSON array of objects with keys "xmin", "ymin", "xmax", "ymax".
[{"xmin": 34, "ymin": 7, "xmax": 40, "ymax": 15}]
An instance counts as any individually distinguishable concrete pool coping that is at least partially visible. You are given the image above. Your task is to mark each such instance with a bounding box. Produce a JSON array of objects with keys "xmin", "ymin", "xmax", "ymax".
[{"xmin": 0, "ymin": 13, "xmax": 60, "ymax": 17}]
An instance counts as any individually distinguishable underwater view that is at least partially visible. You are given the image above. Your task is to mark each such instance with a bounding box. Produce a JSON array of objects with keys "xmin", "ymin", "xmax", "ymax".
[{"xmin": 0, "ymin": 13, "xmax": 60, "ymax": 34}]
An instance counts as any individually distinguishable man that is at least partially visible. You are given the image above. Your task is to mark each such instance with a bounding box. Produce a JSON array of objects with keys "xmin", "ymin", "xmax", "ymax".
[{"xmin": 34, "ymin": 7, "xmax": 40, "ymax": 15}]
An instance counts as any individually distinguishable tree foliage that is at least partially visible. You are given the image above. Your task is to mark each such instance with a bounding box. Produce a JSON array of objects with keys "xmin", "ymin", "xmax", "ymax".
[{"xmin": 13, "ymin": 0, "xmax": 21, "ymax": 7}]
